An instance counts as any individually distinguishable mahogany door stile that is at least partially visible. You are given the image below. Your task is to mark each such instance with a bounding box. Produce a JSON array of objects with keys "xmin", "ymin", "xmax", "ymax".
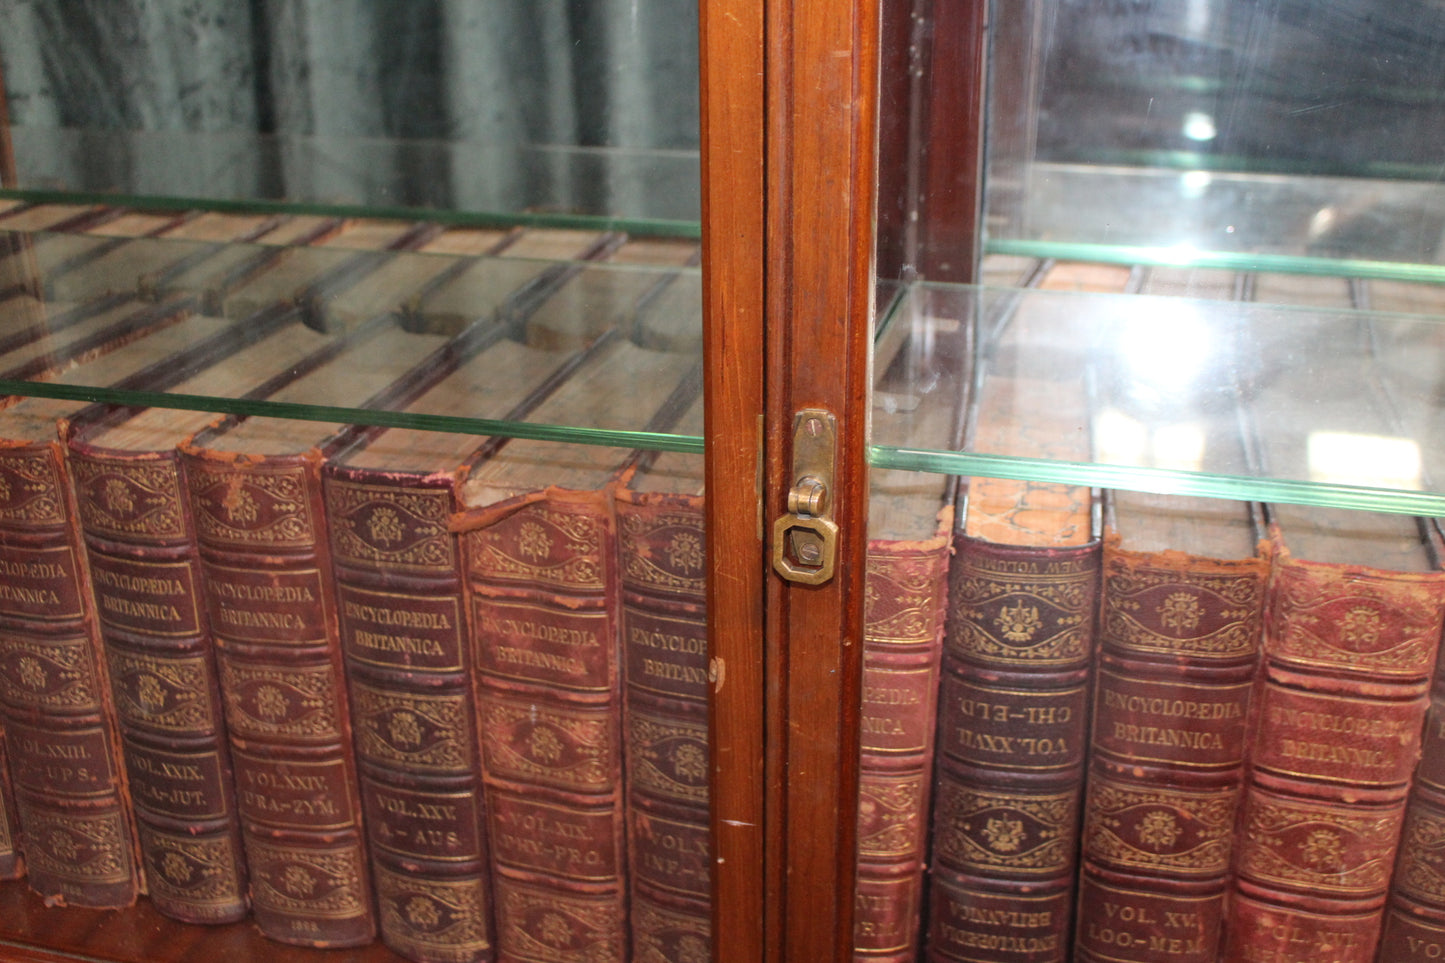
[
  {"xmin": 701, "ymin": 0, "xmax": 769, "ymax": 961},
  {"xmin": 766, "ymin": 0, "xmax": 880, "ymax": 960}
]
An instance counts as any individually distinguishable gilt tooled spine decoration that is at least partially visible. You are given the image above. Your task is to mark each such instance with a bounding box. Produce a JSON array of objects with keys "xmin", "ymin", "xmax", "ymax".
[
  {"xmin": 1268, "ymin": 561, "xmax": 1445, "ymax": 678},
  {"xmin": 14, "ymin": 803, "xmax": 132, "ymax": 882},
  {"xmin": 326, "ymin": 482, "xmax": 454, "ymax": 572},
  {"xmin": 857, "ymin": 773, "xmax": 926, "ymax": 858},
  {"xmin": 106, "ymin": 650, "xmax": 214, "ymax": 732},
  {"xmin": 1082, "ymin": 778, "xmax": 1238, "ymax": 875},
  {"xmin": 628, "ymin": 713, "xmax": 708, "ymax": 804},
  {"xmin": 246, "ymin": 839, "xmax": 368, "ymax": 918},
  {"xmin": 70, "ymin": 457, "xmax": 185, "ymax": 540},
  {"xmin": 469, "ymin": 506, "xmax": 606, "ymax": 591},
  {"xmin": 0, "ymin": 635, "xmax": 97, "ymax": 710},
  {"xmin": 1394, "ymin": 804, "xmax": 1445, "ymax": 905},
  {"xmin": 138, "ymin": 827, "xmax": 246, "ymax": 907},
  {"xmin": 0, "ymin": 448, "xmax": 67, "ymax": 528},
  {"xmin": 374, "ymin": 867, "xmax": 490, "ymax": 958},
  {"xmin": 188, "ymin": 465, "xmax": 314, "ymax": 549},
  {"xmin": 618, "ymin": 507, "xmax": 705, "ymax": 596},
  {"xmin": 1103, "ymin": 559, "xmax": 1265, "ymax": 660},
  {"xmin": 1236, "ymin": 793, "xmax": 1402, "ymax": 895}
]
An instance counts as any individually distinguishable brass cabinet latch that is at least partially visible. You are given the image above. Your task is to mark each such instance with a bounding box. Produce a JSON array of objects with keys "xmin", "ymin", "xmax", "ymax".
[{"xmin": 771, "ymin": 409, "xmax": 839, "ymax": 585}]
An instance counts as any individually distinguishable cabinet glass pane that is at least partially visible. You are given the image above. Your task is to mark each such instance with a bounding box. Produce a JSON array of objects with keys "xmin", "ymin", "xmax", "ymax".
[
  {"xmin": 0, "ymin": 1, "xmax": 700, "ymax": 226},
  {"xmin": 986, "ymin": 0, "xmax": 1445, "ymax": 266},
  {"xmin": 0, "ymin": 6, "xmax": 709, "ymax": 963}
]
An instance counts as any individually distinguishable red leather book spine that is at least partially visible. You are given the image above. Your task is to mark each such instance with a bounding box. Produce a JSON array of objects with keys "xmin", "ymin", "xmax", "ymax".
[
  {"xmin": 64, "ymin": 440, "xmax": 249, "ymax": 923},
  {"xmin": 1374, "ymin": 589, "xmax": 1445, "ymax": 962},
  {"xmin": 1223, "ymin": 551, "xmax": 1445, "ymax": 963},
  {"xmin": 0, "ymin": 440, "xmax": 141, "ymax": 906},
  {"xmin": 324, "ymin": 464, "xmax": 494, "ymax": 963},
  {"xmin": 615, "ymin": 490, "xmax": 711, "ymax": 963},
  {"xmin": 181, "ymin": 446, "xmax": 376, "ymax": 947},
  {"xmin": 458, "ymin": 487, "xmax": 628, "ymax": 963},
  {"xmin": 1073, "ymin": 538, "xmax": 1267, "ymax": 963},
  {"xmin": 855, "ymin": 531, "xmax": 950, "ymax": 963},
  {"xmin": 924, "ymin": 535, "xmax": 1100, "ymax": 963}
]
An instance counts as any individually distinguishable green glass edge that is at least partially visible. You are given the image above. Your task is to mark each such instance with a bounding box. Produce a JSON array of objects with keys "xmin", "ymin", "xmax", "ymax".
[
  {"xmin": 1036, "ymin": 148, "xmax": 1445, "ymax": 182},
  {"xmin": 0, "ymin": 188, "xmax": 703, "ymax": 240},
  {"xmin": 1055, "ymin": 71, "xmax": 1445, "ymax": 107},
  {"xmin": 1037, "ymin": 148, "xmax": 1445, "ymax": 182},
  {"xmin": 0, "ymin": 380, "xmax": 704, "ymax": 453},
  {"xmin": 985, "ymin": 238, "xmax": 1445, "ymax": 284},
  {"xmin": 871, "ymin": 447, "xmax": 1445, "ymax": 517}
]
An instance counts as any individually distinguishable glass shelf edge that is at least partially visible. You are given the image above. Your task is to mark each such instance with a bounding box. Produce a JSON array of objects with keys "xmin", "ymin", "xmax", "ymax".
[
  {"xmin": 0, "ymin": 381, "xmax": 705, "ymax": 454},
  {"xmin": 870, "ymin": 446, "xmax": 1445, "ymax": 518},
  {"xmin": 984, "ymin": 238, "xmax": 1445, "ymax": 285},
  {"xmin": 0, "ymin": 188, "xmax": 703, "ymax": 240}
]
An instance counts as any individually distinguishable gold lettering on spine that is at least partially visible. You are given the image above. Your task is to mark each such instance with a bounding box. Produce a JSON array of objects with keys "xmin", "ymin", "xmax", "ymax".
[{"xmin": 90, "ymin": 558, "xmax": 200, "ymax": 637}]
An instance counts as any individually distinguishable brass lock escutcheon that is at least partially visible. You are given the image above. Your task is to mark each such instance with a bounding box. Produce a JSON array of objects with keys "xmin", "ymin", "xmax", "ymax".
[{"xmin": 771, "ymin": 409, "xmax": 839, "ymax": 585}]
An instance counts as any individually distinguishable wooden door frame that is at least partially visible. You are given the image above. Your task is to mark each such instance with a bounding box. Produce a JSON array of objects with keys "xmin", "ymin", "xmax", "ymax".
[{"xmin": 702, "ymin": 0, "xmax": 880, "ymax": 958}]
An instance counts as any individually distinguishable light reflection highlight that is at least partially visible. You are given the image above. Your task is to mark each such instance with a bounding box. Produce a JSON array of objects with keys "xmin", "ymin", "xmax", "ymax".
[{"xmin": 1307, "ymin": 431, "xmax": 1421, "ymax": 489}]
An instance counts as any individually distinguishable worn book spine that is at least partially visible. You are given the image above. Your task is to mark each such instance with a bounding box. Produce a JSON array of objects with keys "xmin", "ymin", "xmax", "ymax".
[
  {"xmin": 0, "ymin": 439, "xmax": 142, "ymax": 906},
  {"xmin": 925, "ymin": 536, "xmax": 1100, "ymax": 963},
  {"xmin": 854, "ymin": 532, "xmax": 950, "ymax": 963},
  {"xmin": 1073, "ymin": 537, "xmax": 1267, "ymax": 963},
  {"xmin": 1223, "ymin": 548, "xmax": 1445, "ymax": 963},
  {"xmin": 63, "ymin": 438, "xmax": 249, "ymax": 923},
  {"xmin": 0, "ymin": 728, "xmax": 22, "ymax": 879},
  {"xmin": 458, "ymin": 487, "xmax": 628, "ymax": 963},
  {"xmin": 324, "ymin": 464, "xmax": 493, "ymax": 963},
  {"xmin": 1379, "ymin": 633, "xmax": 1445, "ymax": 962},
  {"xmin": 180, "ymin": 446, "xmax": 375, "ymax": 947},
  {"xmin": 614, "ymin": 489, "xmax": 711, "ymax": 963}
]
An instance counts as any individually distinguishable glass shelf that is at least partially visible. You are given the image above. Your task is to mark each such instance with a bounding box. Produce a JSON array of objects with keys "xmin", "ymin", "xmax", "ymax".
[
  {"xmin": 4, "ymin": 208, "xmax": 1444, "ymax": 520},
  {"xmin": 0, "ymin": 212, "xmax": 703, "ymax": 459},
  {"xmin": 870, "ymin": 280, "xmax": 1445, "ymax": 518}
]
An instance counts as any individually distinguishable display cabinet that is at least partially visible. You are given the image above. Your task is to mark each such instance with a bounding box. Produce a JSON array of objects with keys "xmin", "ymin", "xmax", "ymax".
[{"xmin": 0, "ymin": 2, "xmax": 1442, "ymax": 963}]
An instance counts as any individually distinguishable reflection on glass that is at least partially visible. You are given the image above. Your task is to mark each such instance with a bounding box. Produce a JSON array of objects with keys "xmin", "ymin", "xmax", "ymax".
[
  {"xmin": 0, "ymin": 1, "xmax": 701, "ymax": 222},
  {"xmin": 1307, "ymin": 431, "xmax": 1422, "ymax": 490},
  {"xmin": 985, "ymin": 0, "xmax": 1445, "ymax": 265}
]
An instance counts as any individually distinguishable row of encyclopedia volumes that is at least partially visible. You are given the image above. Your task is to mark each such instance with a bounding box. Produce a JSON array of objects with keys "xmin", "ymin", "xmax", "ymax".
[{"xmin": 0, "ymin": 205, "xmax": 708, "ymax": 961}]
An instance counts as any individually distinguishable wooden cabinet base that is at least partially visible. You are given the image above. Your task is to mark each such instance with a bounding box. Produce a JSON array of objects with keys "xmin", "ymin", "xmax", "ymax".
[{"xmin": 0, "ymin": 880, "xmax": 406, "ymax": 963}]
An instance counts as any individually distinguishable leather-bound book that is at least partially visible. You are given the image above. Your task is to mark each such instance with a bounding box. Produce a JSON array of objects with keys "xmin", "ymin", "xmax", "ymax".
[
  {"xmin": 454, "ymin": 343, "xmax": 701, "ymax": 963},
  {"xmin": 1073, "ymin": 493, "xmax": 1268, "ymax": 963},
  {"xmin": 1379, "ymin": 523, "xmax": 1445, "ymax": 961},
  {"xmin": 1365, "ymin": 296, "xmax": 1445, "ymax": 959},
  {"xmin": 924, "ymin": 263, "xmax": 1126, "ymax": 963},
  {"xmin": 852, "ymin": 302, "xmax": 963, "ymax": 963},
  {"xmin": 613, "ymin": 396, "xmax": 711, "ymax": 963},
  {"xmin": 0, "ymin": 309, "xmax": 253, "ymax": 908},
  {"xmin": 321, "ymin": 330, "xmax": 613, "ymax": 962},
  {"xmin": 58, "ymin": 312, "xmax": 408, "ymax": 925},
  {"xmin": 174, "ymin": 319, "xmax": 458, "ymax": 947},
  {"xmin": 1223, "ymin": 310, "xmax": 1445, "ymax": 963}
]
